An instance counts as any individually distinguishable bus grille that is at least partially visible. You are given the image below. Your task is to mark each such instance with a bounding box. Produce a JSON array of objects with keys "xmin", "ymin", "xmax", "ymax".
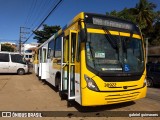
[{"xmin": 105, "ymin": 92, "xmax": 140, "ymax": 104}]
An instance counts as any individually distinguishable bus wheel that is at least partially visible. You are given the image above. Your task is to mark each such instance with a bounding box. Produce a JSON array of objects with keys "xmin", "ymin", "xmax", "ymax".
[
  {"xmin": 37, "ymin": 68, "xmax": 39, "ymax": 76},
  {"xmin": 17, "ymin": 69, "xmax": 25, "ymax": 75},
  {"xmin": 147, "ymin": 78, "xmax": 153, "ymax": 87}
]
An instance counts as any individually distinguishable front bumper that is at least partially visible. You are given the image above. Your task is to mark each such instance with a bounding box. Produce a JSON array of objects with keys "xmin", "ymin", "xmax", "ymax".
[{"xmin": 81, "ymin": 85, "xmax": 147, "ymax": 106}]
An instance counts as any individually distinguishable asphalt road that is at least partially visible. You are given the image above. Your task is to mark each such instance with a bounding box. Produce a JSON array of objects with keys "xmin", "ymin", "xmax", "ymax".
[{"xmin": 0, "ymin": 73, "xmax": 159, "ymax": 120}]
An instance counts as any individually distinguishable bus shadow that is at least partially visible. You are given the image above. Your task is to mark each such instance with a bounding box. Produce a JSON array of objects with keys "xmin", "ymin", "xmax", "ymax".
[
  {"xmin": 38, "ymin": 79, "xmax": 135, "ymax": 112},
  {"xmin": 42, "ymin": 80, "xmax": 59, "ymax": 93},
  {"xmin": 147, "ymin": 85, "xmax": 160, "ymax": 89},
  {"xmin": 69, "ymin": 100, "xmax": 135, "ymax": 112}
]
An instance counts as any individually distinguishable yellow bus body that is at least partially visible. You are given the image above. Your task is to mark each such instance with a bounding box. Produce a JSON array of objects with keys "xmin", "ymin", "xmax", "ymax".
[
  {"xmin": 61, "ymin": 12, "xmax": 147, "ymax": 106},
  {"xmin": 35, "ymin": 12, "xmax": 147, "ymax": 106}
]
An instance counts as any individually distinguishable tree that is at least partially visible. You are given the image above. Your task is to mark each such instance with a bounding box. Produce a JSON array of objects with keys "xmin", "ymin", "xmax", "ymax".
[
  {"xmin": 106, "ymin": 0, "xmax": 159, "ymax": 46},
  {"xmin": 106, "ymin": 8, "xmax": 136, "ymax": 24},
  {"xmin": 106, "ymin": 10, "xmax": 118, "ymax": 17},
  {"xmin": 33, "ymin": 24, "xmax": 61, "ymax": 43},
  {"xmin": 148, "ymin": 19, "xmax": 160, "ymax": 46},
  {"xmin": 1, "ymin": 43, "xmax": 16, "ymax": 52},
  {"xmin": 129, "ymin": 0, "xmax": 156, "ymax": 30}
]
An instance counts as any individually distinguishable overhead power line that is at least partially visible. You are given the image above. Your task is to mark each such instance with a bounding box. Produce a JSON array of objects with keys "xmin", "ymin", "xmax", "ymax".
[
  {"xmin": 30, "ymin": 0, "xmax": 53, "ymax": 29},
  {"xmin": 24, "ymin": 0, "xmax": 38, "ymax": 27},
  {"xmin": 23, "ymin": 0, "xmax": 63, "ymax": 44},
  {"xmin": 35, "ymin": 0, "xmax": 63, "ymax": 30}
]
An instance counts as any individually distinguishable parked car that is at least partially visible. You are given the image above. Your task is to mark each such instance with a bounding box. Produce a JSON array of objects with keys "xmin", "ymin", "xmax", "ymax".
[
  {"xmin": 0, "ymin": 52, "xmax": 30, "ymax": 75},
  {"xmin": 146, "ymin": 63, "xmax": 160, "ymax": 87}
]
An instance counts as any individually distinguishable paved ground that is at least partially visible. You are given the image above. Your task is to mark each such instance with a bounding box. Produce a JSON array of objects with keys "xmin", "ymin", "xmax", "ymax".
[{"xmin": 0, "ymin": 73, "xmax": 160, "ymax": 120}]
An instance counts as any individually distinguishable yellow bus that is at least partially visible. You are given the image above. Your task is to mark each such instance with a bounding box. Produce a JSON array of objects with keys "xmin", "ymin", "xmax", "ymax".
[
  {"xmin": 33, "ymin": 48, "xmax": 39, "ymax": 75},
  {"xmin": 35, "ymin": 12, "xmax": 147, "ymax": 106}
]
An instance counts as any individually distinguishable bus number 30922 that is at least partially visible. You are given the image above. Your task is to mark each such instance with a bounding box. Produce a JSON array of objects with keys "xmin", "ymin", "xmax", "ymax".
[{"xmin": 104, "ymin": 83, "xmax": 117, "ymax": 88}]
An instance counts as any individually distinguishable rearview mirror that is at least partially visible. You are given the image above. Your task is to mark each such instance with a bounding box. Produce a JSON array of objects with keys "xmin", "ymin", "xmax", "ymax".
[{"xmin": 80, "ymin": 29, "xmax": 86, "ymax": 42}]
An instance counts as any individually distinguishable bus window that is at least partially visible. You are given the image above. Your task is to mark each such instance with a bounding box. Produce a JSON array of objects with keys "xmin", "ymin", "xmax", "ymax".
[
  {"xmin": 42, "ymin": 48, "xmax": 47, "ymax": 63},
  {"xmin": 48, "ymin": 39, "xmax": 54, "ymax": 58},
  {"xmin": 71, "ymin": 33, "xmax": 77, "ymax": 62},
  {"xmin": 55, "ymin": 37, "xmax": 61, "ymax": 58}
]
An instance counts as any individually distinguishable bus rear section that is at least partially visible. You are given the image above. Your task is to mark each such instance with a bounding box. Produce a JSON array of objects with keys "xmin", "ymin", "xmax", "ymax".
[
  {"xmin": 59, "ymin": 12, "xmax": 147, "ymax": 106},
  {"xmin": 33, "ymin": 49, "xmax": 39, "ymax": 75},
  {"xmin": 0, "ymin": 52, "xmax": 29, "ymax": 75},
  {"xmin": 36, "ymin": 35, "xmax": 55, "ymax": 80}
]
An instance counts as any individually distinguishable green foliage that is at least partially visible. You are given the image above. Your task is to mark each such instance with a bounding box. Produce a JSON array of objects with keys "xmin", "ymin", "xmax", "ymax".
[
  {"xmin": 1, "ymin": 43, "xmax": 16, "ymax": 52},
  {"xmin": 129, "ymin": 0, "xmax": 156, "ymax": 30},
  {"xmin": 148, "ymin": 21, "xmax": 160, "ymax": 46},
  {"xmin": 106, "ymin": 0, "xmax": 160, "ymax": 46},
  {"xmin": 107, "ymin": 8, "xmax": 136, "ymax": 23},
  {"xmin": 33, "ymin": 24, "xmax": 61, "ymax": 43}
]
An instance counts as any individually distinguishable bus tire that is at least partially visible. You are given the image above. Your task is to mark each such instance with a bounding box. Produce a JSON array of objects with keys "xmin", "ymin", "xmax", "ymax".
[
  {"xmin": 147, "ymin": 78, "xmax": 153, "ymax": 87},
  {"xmin": 37, "ymin": 68, "xmax": 39, "ymax": 76},
  {"xmin": 17, "ymin": 69, "xmax": 25, "ymax": 75},
  {"xmin": 55, "ymin": 72, "xmax": 61, "ymax": 87}
]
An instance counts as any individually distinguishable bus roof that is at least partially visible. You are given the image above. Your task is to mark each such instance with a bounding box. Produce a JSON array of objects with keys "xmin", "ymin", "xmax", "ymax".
[{"xmin": 61, "ymin": 12, "xmax": 140, "ymax": 34}]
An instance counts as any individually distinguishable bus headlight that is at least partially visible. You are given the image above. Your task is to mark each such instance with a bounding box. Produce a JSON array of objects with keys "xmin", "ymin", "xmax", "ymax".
[
  {"xmin": 143, "ymin": 79, "xmax": 147, "ymax": 87},
  {"xmin": 84, "ymin": 74, "xmax": 99, "ymax": 91}
]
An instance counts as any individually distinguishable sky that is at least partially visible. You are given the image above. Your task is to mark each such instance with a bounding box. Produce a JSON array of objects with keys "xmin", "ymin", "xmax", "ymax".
[{"xmin": 0, "ymin": 0, "xmax": 159, "ymax": 44}]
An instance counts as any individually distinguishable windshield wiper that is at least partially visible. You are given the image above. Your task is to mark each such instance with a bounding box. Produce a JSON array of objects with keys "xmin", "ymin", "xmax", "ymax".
[
  {"xmin": 102, "ymin": 26, "xmax": 125, "ymax": 70},
  {"xmin": 102, "ymin": 27, "xmax": 118, "ymax": 49}
]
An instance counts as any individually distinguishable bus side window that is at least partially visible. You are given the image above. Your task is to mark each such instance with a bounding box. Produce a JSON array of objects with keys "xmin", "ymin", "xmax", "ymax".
[
  {"xmin": 71, "ymin": 33, "xmax": 77, "ymax": 62},
  {"xmin": 48, "ymin": 39, "xmax": 54, "ymax": 59},
  {"xmin": 54, "ymin": 36, "xmax": 61, "ymax": 58},
  {"xmin": 76, "ymin": 34, "xmax": 81, "ymax": 62}
]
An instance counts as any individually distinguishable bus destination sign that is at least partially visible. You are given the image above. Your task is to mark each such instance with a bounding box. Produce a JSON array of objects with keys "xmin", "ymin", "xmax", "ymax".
[{"xmin": 92, "ymin": 17, "xmax": 132, "ymax": 30}]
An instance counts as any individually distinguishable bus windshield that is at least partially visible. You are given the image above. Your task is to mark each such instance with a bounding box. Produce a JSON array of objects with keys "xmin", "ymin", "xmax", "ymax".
[{"xmin": 86, "ymin": 32, "xmax": 144, "ymax": 73}]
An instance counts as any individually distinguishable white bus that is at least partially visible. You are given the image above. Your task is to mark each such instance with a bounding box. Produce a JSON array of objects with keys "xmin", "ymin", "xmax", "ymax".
[
  {"xmin": 34, "ymin": 31, "xmax": 61, "ymax": 87},
  {"xmin": 0, "ymin": 52, "xmax": 30, "ymax": 75},
  {"xmin": 36, "ymin": 35, "xmax": 55, "ymax": 80}
]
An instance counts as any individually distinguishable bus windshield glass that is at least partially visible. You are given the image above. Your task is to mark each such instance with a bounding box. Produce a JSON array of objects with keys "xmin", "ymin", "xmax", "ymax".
[{"xmin": 86, "ymin": 32, "xmax": 144, "ymax": 73}]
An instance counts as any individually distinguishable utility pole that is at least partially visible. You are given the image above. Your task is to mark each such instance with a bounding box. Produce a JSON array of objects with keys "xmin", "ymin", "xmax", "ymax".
[{"xmin": 19, "ymin": 27, "xmax": 30, "ymax": 54}]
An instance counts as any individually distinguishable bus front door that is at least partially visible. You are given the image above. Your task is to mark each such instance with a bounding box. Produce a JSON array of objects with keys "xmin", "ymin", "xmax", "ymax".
[{"xmin": 61, "ymin": 30, "xmax": 78, "ymax": 101}]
